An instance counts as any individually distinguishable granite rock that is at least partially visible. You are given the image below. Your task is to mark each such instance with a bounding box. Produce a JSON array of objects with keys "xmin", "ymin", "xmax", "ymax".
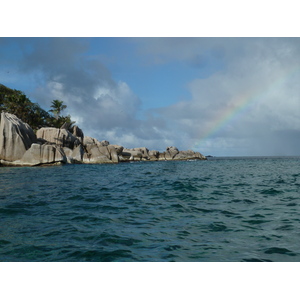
[
  {"xmin": 0, "ymin": 112, "xmax": 37, "ymax": 162},
  {"xmin": 36, "ymin": 127, "xmax": 81, "ymax": 149}
]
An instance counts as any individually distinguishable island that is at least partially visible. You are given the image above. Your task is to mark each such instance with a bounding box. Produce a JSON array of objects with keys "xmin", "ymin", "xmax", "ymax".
[{"xmin": 0, "ymin": 84, "xmax": 206, "ymax": 167}]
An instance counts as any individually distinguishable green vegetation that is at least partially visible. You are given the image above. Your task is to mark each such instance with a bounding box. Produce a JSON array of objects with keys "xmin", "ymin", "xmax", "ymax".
[
  {"xmin": 0, "ymin": 83, "xmax": 73, "ymax": 130},
  {"xmin": 49, "ymin": 100, "xmax": 67, "ymax": 119}
]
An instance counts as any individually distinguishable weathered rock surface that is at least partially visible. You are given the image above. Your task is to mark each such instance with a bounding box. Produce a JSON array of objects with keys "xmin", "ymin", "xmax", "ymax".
[
  {"xmin": 0, "ymin": 112, "xmax": 37, "ymax": 162},
  {"xmin": 70, "ymin": 125, "xmax": 84, "ymax": 144},
  {"xmin": 121, "ymin": 147, "xmax": 150, "ymax": 161},
  {"xmin": 165, "ymin": 146, "xmax": 179, "ymax": 160},
  {"xmin": 19, "ymin": 144, "xmax": 66, "ymax": 166},
  {"xmin": 158, "ymin": 152, "xmax": 166, "ymax": 161},
  {"xmin": 173, "ymin": 149, "xmax": 205, "ymax": 160},
  {"xmin": 148, "ymin": 150, "xmax": 159, "ymax": 160},
  {"xmin": 155, "ymin": 147, "xmax": 206, "ymax": 161},
  {"xmin": 122, "ymin": 149, "xmax": 143, "ymax": 161},
  {"xmin": 72, "ymin": 145, "xmax": 85, "ymax": 163},
  {"xmin": 36, "ymin": 127, "xmax": 81, "ymax": 149},
  {"xmin": 110, "ymin": 145, "xmax": 124, "ymax": 155},
  {"xmin": 83, "ymin": 144, "xmax": 118, "ymax": 164},
  {"xmin": 0, "ymin": 112, "xmax": 206, "ymax": 166},
  {"xmin": 83, "ymin": 136, "xmax": 110, "ymax": 147}
]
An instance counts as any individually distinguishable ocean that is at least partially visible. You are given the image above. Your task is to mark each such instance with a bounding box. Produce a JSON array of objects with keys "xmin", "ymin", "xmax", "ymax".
[{"xmin": 1, "ymin": 156, "xmax": 300, "ymax": 262}]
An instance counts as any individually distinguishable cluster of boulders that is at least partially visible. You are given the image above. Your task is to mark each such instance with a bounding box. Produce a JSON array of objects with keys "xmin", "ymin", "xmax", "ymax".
[{"xmin": 0, "ymin": 112, "xmax": 206, "ymax": 166}]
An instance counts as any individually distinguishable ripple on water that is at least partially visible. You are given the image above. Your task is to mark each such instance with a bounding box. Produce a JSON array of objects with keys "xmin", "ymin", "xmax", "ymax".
[
  {"xmin": 70, "ymin": 249, "xmax": 134, "ymax": 262},
  {"xmin": 260, "ymin": 188, "xmax": 283, "ymax": 195},
  {"xmin": 241, "ymin": 258, "xmax": 273, "ymax": 262},
  {"xmin": 264, "ymin": 247, "xmax": 297, "ymax": 256},
  {"xmin": 208, "ymin": 222, "xmax": 228, "ymax": 232},
  {"xmin": 1, "ymin": 158, "xmax": 300, "ymax": 261}
]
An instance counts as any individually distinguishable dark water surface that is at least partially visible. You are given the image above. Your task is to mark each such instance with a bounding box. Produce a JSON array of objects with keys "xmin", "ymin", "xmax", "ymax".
[{"xmin": 1, "ymin": 157, "xmax": 300, "ymax": 261}]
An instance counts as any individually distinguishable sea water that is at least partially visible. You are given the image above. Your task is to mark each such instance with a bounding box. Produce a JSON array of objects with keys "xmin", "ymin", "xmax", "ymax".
[{"xmin": 1, "ymin": 157, "xmax": 300, "ymax": 262}]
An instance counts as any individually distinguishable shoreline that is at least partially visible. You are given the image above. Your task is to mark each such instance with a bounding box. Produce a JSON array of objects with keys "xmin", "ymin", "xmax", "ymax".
[{"xmin": 0, "ymin": 112, "xmax": 206, "ymax": 167}]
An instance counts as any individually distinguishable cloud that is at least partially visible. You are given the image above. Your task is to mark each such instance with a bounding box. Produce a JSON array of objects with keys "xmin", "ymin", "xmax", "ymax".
[
  {"xmin": 8, "ymin": 38, "xmax": 171, "ymax": 148},
  {"xmin": 139, "ymin": 38, "xmax": 300, "ymax": 155},
  {"xmin": 1, "ymin": 37, "xmax": 299, "ymax": 156}
]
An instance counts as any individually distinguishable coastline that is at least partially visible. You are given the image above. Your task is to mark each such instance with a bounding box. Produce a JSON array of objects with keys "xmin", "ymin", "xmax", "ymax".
[{"xmin": 0, "ymin": 112, "xmax": 206, "ymax": 167}]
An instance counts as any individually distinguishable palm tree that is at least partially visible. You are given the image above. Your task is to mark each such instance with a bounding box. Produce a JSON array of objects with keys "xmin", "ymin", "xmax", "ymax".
[{"xmin": 49, "ymin": 100, "xmax": 67, "ymax": 119}]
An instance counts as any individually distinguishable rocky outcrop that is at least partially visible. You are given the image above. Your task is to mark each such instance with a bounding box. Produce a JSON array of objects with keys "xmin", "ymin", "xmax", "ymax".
[
  {"xmin": 63, "ymin": 145, "xmax": 85, "ymax": 164},
  {"xmin": 80, "ymin": 137, "xmax": 118, "ymax": 164},
  {"xmin": 0, "ymin": 112, "xmax": 37, "ymax": 163},
  {"xmin": 165, "ymin": 146, "xmax": 179, "ymax": 160},
  {"xmin": 83, "ymin": 144, "xmax": 118, "ymax": 164},
  {"xmin": 36, "ymin": 127, "xmax": 81, "ymax": 149},
  {"xmin": 18, "ymin": 144, "xmax": 66, "ymax": 166},
  {"xmin": 119, "ymin": 146, "xmax": 206, "ymax": 162},
  {"xmin": 0, "ymin": 112, "xmax": 206, "ymax": 167},
  {"xmin": 148, "ymin": 150, "xmax": 159, "ymax": 160},
  {"xmin": 70, "ymin": 125, "xmax": 84, "ymax": 144},
  {"xmin": 83, "ymin": 136, "xmax": 109, "ymax": 147},
  {"xmin": 121, "ymin": 147, "xmax": 149, "ymax": 161},
  {"xmin": 110, "ymin": 145, "xmax": 124, "ymax": 155},
  {"xmin": 155, "ymin": 147, "xmax": 206, "ymax": 161},
  {"xmin": 173, "ymin": 149, "xmax": 206, "ymax": 160},
  {"xmin": 0, "ymin": 112, "xmax": 67, "ymax": 166}
]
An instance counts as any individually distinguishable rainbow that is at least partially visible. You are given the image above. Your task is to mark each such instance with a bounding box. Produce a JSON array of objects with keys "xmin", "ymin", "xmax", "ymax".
[{"xmin": 191, "ymin": 65, "xmax": 300, "ymax": 152}]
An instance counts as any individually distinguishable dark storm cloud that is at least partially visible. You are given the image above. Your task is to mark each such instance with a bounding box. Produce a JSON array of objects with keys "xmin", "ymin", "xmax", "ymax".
[{"xmin": 19, "ymin": 38, "xmax": 115, "ymax": 97}]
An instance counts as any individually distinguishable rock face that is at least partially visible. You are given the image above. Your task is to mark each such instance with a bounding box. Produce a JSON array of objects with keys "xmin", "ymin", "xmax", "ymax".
[
  {"xmin": 82, "ymin": 137, "xmax": 118, "ymax": 164},
  {"xmin": 110, "ymin": 145, "xmax": 124, "ymax": 155},
  {"xmin": 165, "ymin": 146, "xmax": 179, "ymax": 160},
  {"xmin": 122, "ymin": 148, "xmax": 145, "ymax": 161},
  {"xmin": 173, "ymin": 149, "xmax": 206, "ymax": 160},
  {"xmin": 148, "ymin": 150, "xmax": 159, "ymax": 160},
  {"xmin": 83, "ymin": 136, "xmax": 109, "ymax": 147},
  {"xmin": 83, "ymin": 144, "xmax": 118, "ymax": 164},
  {"xmin": 70, "ymin": 125, "xmax": 84, "ymax": 144},
  {"xmin": 119, "ymin": 146, "xmax": 206, "ymax": 162},
  {"xmin": 0, "ymin": 112, "xmax": 206, "ymax": 166},
  {"xmin": 19, "ymin": 144, "xmax": 66, "ymax": 166},
  {"xmin": 0, "ymin": 112, "xmax": 37, "ymax": 163},
  {"xmin": 36, "ymin": 127, "xmax": 81, "ymax": 149},
  {"xmin": 0, "ymin": 112, "xmax": 67, "ymax": 166},
  {"xmin": 156, "ymin": 147, "xmax": 206, "ymax": 161}
]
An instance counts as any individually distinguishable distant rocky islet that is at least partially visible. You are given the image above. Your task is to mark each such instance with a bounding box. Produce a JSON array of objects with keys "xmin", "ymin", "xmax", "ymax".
[{"xmin": 0, "ymin": 112, "xmax": 206, "ymax": 167}]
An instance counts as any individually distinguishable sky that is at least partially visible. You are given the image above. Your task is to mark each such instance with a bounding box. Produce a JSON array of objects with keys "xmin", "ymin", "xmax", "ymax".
[
  {"xmin": 1, "ymin": 1, "xmax": 299, "ymax": 298},
  {"xmin": 0, "ymin": 37, "xmax": 299, "ymax": 156}
]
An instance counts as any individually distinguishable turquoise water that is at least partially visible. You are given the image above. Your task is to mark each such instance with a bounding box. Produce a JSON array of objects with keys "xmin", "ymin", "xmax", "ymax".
[{"xmin": 1, "ymin": 157, "xmax": 300, "ymax": 261}]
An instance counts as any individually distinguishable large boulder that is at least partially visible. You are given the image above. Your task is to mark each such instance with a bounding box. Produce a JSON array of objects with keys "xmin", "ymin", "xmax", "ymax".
[
  {"xmin": 173, "ymin": 149, "xmax": 206, "ymax": 160},
  {"xmin": 83, "ymin": 144, "xmax": 118, "ymax": 164},
  {"xmin": 118, "ymin": 151, "xmax": 131, "ymax": 162},
  {"xmin": 121, "ymin": 149, "xmax": 143, "ymax": 161},
  {"xmin": 36, "ymin": 127, "xmax": 81, "ymax": 149},
  {"xmin": 133, "ymin": 147, "xmax": 150, "ymax": 159},
  {"xmin": 122, "ymin": 147, "xmax": 149, "ymax": 161},
  {"xmin": 0, "ymin": 112, "xmax": 37, "ymax": 162},
  {"xmin": 148, "ymin": 150, "xmax": 159, "ymax": 160},
  {"xmin": 155, "ymin": 147, "xmax": 206, "ymax": 161},
  {"xmin": 72, "ymin": 145, "xmax": 85, "ymax": 162},
  {"xmin": 83, "ymin": 136, "xmax": 109, "ymax": 147},
  {"xmin": 83, "ymin": 136, "xmax": 97, "ymax": 145},
  {"xmin": 19, "ymin": 144, "xmax": 67, "ymax": 166},
  {"xmin": 110, "ymin": 145, "xmax": 124, "ymax": 155},
  {"xmin": 62, "ymin": 145, "xmax": 85, "ymax": 164},
  {"xmin": 158, "ymin": 152, "xmax": 166, "ymax": 161},
  {"xmin": 70, "ymin": 125, "xmax": 84, "ymax": 144},
  {"xmin": 165, "ymin": 146, "xmax": 179, "ymax": 160}
]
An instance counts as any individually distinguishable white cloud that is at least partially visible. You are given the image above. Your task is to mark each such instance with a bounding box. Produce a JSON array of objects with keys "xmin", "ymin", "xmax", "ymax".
[
  {"xmin": 2, "ymin": 37, "xmax": 300, "ymax": 156},
  {"xmin": 144, "ymin": 38, "xmax": 300, "ymax": 155}
]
